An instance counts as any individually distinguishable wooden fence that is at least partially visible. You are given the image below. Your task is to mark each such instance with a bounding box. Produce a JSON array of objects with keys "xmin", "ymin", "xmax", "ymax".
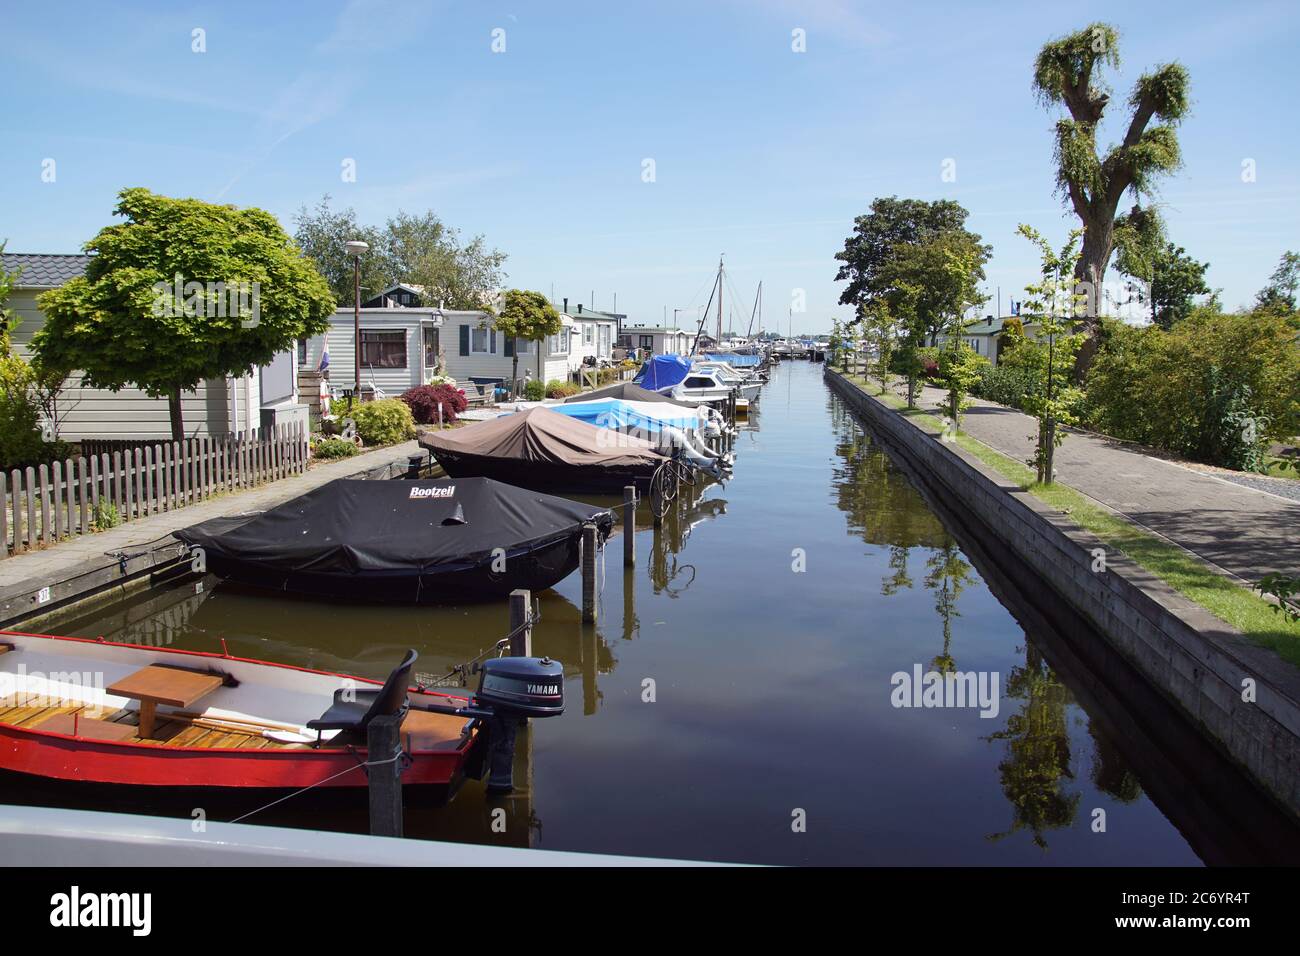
[{"xmin": 2, "ymin": 422, "xmax": 308, "ymax": 559}]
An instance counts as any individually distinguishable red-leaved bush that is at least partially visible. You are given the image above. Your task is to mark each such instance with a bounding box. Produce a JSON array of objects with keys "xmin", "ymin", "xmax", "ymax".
[{"xmin": 400, "ymin": 384, "xmax": 469, "ymax": 425}]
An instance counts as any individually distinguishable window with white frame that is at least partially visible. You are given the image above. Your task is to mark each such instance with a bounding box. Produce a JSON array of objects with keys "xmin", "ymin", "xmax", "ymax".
[
  {"xmin": 470, "ymin": 326, "xmax": 490, "ymax": 353},
  {"xmin": 583, "ymin": 323, "xmax": 594, "ymax": 346},
  {"xmin": 549, "ymin": 331, "xmax": 569, "ymax": 355}
]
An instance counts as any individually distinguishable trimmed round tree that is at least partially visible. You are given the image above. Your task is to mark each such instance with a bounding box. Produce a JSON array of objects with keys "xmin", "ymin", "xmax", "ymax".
[{"xmin": 33, "ymin": 188, "xmax": 336, "ymax": 440}]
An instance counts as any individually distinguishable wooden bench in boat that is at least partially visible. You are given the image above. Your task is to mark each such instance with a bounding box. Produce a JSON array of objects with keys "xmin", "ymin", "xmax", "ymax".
[{"xmin": 106, "ymin": 664, "xmax": 225, "ymax": 739}]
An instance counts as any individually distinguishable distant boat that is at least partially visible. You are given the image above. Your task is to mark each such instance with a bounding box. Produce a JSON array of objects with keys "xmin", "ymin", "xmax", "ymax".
[{"xmin": 175, "ymin": 477, "xmax": 613, "ymax": 604}]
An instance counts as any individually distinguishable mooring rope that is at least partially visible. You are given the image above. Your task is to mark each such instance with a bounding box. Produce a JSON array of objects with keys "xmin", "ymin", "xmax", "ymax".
[{"xmin": 227, "ymin": 746, "xmax": 410, "ymax": 824}]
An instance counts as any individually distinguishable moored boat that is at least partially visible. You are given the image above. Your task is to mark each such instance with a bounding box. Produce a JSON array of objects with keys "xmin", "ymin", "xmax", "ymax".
[
  {"xmin": 0, "ymin": 634, "xmax": 563, "ymax": 798},
  {"xmin": 175, "ymin": 477, "xmax": 612, "ymax": 604},
  {"xmin": 421, "ymin": 406, "xmax": 671, "ymax": 494}
]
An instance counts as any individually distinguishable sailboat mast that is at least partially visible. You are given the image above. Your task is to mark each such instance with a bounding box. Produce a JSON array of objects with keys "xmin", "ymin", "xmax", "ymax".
[
  {"xmin": 746, "ymin": 280, "xmax": 762, "ymax": 339},
  {"xmin": 716, "ymin": 254, "xmax": 724, "ymax": 344}
]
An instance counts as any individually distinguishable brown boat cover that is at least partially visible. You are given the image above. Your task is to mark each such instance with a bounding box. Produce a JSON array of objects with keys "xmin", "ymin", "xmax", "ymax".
[{"xmin": 421, "ymin": 406, "xmax": 668, "ymax": 468}]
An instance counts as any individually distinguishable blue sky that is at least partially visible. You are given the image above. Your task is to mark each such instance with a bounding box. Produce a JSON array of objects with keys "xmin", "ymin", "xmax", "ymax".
[{"xmin": 2, "ymin": 0, "xmax": 1297, "ymax": 332}]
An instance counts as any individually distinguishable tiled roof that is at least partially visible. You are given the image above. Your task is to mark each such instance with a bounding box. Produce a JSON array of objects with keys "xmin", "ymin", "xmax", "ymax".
[{"xmin": 1, "ymin": 253, "xmax": 92, "ymax": 288}]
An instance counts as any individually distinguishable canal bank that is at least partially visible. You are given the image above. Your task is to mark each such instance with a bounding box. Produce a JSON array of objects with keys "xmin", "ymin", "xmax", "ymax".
[
  {"xmin": 0, "ymin": 440, "xmax": 424, "ymax": 632},
  {"xmin": 825, "ymin": 367, "xmax": 1300, "ymax": 821}
]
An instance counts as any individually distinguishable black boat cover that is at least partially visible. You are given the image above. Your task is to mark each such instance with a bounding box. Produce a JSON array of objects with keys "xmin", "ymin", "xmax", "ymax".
[
  {"xmin": 563, "ymin": 381, "xmax": 700, "ymax": 408},
  {"xmin": 175, "ymin": 477, "xmax": 612, "ymax": 576}
]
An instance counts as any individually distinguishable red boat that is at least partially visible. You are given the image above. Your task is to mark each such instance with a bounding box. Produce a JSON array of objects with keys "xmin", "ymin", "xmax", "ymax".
[{"xmin": 0, "ymin": 630, "xmax": 563, "ymax": 799}]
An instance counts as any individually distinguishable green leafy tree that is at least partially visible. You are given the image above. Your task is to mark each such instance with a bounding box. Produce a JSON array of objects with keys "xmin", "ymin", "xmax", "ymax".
[
  {"xmin": 835, "ymin": 196, "xmax": 989, "ymax": 327},
  {"xmin": 881, "ymin": 232, "xmax": 990, "ymax": 408},
  {"xmin": 34, "ymin": 188, "xmax": 335, "ymax": 441},
  {"xmin": 1033, "ymin": 22, "xmax": 1190, "ymax": 371},
  {"xmin": 1255, "ymin": 251, "xmax": 1300, "ymax": 314},
  {"xmin": 1016, "ymin": 224, "xmax": 1088, "ymax": 484},
  {"xmin": 493, "ymin": 289, "xmax": 562, "ymax": 395},
  {"xmin": 858, "ymin": 299, "xmax": 900, "ymax": 393},
  {"xmin": 0, "ymin": 248, "xmax": 49, "ymax": 467},
  {"xmin": 294, "ymin": 197, "xmax": 507, "ymax": 309},
  {"xmin": 1113, "ymin": 212, "xmax": 1210, "ymax": 328}
]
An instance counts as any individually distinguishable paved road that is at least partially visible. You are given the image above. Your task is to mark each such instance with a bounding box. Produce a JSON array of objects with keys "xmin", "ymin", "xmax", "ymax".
[
  {"xmin": 0, "ymin": 441, "xmax": 421, "ymax": 591},
  {"xmin": 908, "ymin": 384, "xmax": 1300, "ymax": 583}
]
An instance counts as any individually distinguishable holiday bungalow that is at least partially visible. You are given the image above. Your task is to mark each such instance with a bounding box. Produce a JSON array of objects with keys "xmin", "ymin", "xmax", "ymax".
[
  {"xmin": 617, "ymin": 324, "xmax": 693, "ymax": 358},
  {"xmin": 1, "ymin": 252, "xmax": 303, "ymax": 442},
  {"xmin": 301, "ymin": 306, "xmax": 578, "ymax": 400},
  {"xmin": 565, "ymin": 304, "xmax": 619, "ymax": 371}
]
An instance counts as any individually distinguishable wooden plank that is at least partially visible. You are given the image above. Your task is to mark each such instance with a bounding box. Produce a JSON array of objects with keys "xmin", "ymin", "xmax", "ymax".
[
  {"xmin": 179, "ymin": 439, "xmax": 190, "ymax": 506},
  {"xmin": 62, "ymin": 458, "xmax": 76, "ymax": 535},
  {"xmin": 38, "ymin": 464, "xmax": 50, "ymax": 545},
  {"xmin": 99, "ymin": 453, "xmax": 111, "ymax": 515},
  {"xmin": 112, "ymin": 451, "xmax": 124, "ymax": 516},
  {"xmin": 0, "ymin": 471, "xmax": 8, "ymax": 558},
  {"xmin": 132, "ymin": 447, "xmax": 144, "ymax": 521},
  {"xmin": 24, "ymin": 467, "xmax": 36, "ymax": 550},
  {"xmin": 202, "ymin": 435, "xmax": 211, "ymax": 499},
  {"xmin": 9, "ymin": 469, "xmax": 22, "ymax": 554},
  {"xmin": 78, "ymin": 457, "xmax": 90, "ymax": 535},
  {"xmin": 170, "ymin": 441, "xmax": 180, "ymax": 509},
  {"xmin": 51, "ymin": 460, "xmax": 63, "ymax": 540},
  {"xmin": 143, "ymin": 445, "xmax": 155, "ymax": 517}
]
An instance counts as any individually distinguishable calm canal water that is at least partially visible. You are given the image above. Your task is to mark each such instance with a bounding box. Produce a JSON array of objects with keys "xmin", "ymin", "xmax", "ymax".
[{"xmin": 33, "ymin": 360, "xmax": 1294, "ymax": 864}]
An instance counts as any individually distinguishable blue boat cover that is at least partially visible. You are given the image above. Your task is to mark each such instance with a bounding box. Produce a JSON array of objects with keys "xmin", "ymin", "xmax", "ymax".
[
  {"xmin": 550, "ymin": 398, "xmax": 698, "ymax": 434},
  {"xmin": 633, "ymin": 354, "xmax": 691, "ymax": 390}
]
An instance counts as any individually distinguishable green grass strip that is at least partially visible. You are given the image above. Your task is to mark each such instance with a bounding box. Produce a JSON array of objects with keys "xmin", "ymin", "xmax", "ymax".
[{"xmin": 843, "ymin": 374, "xmax": 1300, "ymax": 667}]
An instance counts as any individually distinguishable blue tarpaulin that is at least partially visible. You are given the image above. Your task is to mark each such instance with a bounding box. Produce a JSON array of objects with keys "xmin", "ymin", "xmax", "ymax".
[
  {"xmin": 550, "ymin": 398, "xmax": 699, "ymax": 435},
  {"xmin": 633, "ymin": 354, "xmax": 691, "ymax": 391}
]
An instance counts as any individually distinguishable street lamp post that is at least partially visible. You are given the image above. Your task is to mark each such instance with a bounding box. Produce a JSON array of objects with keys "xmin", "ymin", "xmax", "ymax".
[{"xmin": 345, "ymin": 240, "xmax": 370, "ymax": 400}]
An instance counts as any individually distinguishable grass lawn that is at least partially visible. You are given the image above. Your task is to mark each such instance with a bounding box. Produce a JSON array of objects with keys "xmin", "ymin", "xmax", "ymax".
[{"xmin": 844, "ymin": 374, "xmax": 1300, "ymax": 668}]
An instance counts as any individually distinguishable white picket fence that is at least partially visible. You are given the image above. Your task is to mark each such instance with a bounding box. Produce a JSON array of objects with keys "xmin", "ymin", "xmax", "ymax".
[{"xmin": 2, "ymin": 422, "xmax": 308, "ymax": 558}]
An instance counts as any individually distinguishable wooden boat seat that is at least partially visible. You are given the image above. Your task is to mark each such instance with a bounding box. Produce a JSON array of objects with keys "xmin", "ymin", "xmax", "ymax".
[{"xmin": 33, "ymin": 711, "xmax": 138, "ymax": 741}]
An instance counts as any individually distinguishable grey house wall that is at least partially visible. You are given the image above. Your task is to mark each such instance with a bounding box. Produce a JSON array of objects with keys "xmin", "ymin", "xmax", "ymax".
[
  {"xmin": 8, "ymin": 290, "xmax": 246, "ymax": 440},
  {"xmin": 302, "ymin": 309, "xmax": 433, "ymax": 397}
]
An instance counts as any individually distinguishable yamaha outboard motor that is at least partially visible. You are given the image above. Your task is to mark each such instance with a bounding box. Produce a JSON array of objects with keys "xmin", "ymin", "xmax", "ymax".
[{"xmin": 474, "ymin": 656, "xmax": 564, "ymax": 793}]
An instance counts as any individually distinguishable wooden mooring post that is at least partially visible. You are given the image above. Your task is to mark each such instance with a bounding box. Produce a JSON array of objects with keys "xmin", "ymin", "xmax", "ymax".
[
  {"xmin": 581, "ymin": 522, "xmax": 598, "ymax": 623},
  {"xmin": 623, "ymin": 485, "xmax": 636, "ymax": 568},
  {"xmin": 509, "ymin": 588, "xmax": 532, "ymax": 657},
  {"xmin": 366, "ymin": 712, "xmax": 404, "ymax": 838}
]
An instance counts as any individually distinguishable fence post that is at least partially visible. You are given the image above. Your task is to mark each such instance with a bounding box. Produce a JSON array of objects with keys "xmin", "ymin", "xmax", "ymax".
[
  {"xmin": 22, "ymin": 468, "xmax": 35, "ymax": 552},
  {"xmin": 78, "ymin": 457, "xmax": 90, "ymax": 535},
  {"xmin": 623, "ymin": 485, "xmax": 636, "ymax": 568},
  {"xmin": 0, "ymin": 472, "xmax": 7, "ymax": 558},
  {"xmin": 52, "ymin": 461, "xmax": 64, "ymax": 540},
  {"xmin": 38, "ymin": 464, "xmax": 51, "ymax": 545},
  {"xmin": 509, "ymin": 589, "xmax": 532, "ymax": 657},
  {"xmin": 581, "ymin": 522, "xmax": 598, "ymax": 623},
  {"xmin": 62, "ymin": 458, "xmax": 74, "ymax": 535},
  {"xmin": 144, "ymin": 446, "xmax": 155, "ymax": 516},
  {"xmin": 366, "ymin": 714, "xmax": 404, "ymax": 838}
]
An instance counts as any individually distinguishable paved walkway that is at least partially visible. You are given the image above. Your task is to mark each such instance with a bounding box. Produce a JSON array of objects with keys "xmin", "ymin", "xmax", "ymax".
[
  {"xmin": 906, "ymin": 384, "xmax": 1300, "ymax": 583},
  {"xmin": 0, "ymin": 441, "xmax": 420, "ymax": 590}
]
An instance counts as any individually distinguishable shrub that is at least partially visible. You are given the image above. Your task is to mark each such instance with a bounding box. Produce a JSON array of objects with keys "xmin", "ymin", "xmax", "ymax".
[
  {"xmin": 1085, "ymin": 309, "xmax": 1300, "ymax": 469},
  {"xmin": 972, "ymin": 363, "xmax": 1041, "ymax": 410},
  {"xmin": 523, "ymin": 379, "xmax": 545, "ymax": 401},
  {"xmin": 0, "ymin": 354, "xmax": 47, "ymax": 469},
  {"xmin": 91, "ymin": 500, "xmax": 121, "ymax": 530},
  {"xmin": 312, "ymin": 436, "xmax": 359, "ymax": 460},
  {"xmin": 545, "ymin": 379, "xmax": 581, "ymax": 399},
  {"xmin": 349, "ymin": 398, "xmax": 416, "ymax": 446},
  {"xmin": 400, "ymin": 383, "xmax": 468, "ymax": 425}
]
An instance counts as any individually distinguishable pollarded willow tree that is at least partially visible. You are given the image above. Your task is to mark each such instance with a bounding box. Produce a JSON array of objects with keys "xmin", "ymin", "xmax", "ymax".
[{"xmin": 1033, "ymin": 22, "xmax": 1190, "ymax": 370}]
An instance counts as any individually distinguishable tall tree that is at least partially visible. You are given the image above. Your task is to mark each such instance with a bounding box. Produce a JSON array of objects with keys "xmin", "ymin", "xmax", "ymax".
[
  {"xmin": 1033, "ymin": 23, "xmax": 1190, "ymax": 369},
  {"xmin": 34, "ymin": 188, "xmax": 335, "ymax": 440},
  {"xmin": 294, "ymin": 197, "xmax": 507, "ymax": 310},
  {"xmin": 1255, "ymin": 250, "xmax": 1300, "ymax": 313},
  {"xmin": 835, "ymin": 197, "xmax": 988, "ymax": 316},
  {"xmin": 493, "ymin": 289, "xmax": 561, "ymax": 395}
]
